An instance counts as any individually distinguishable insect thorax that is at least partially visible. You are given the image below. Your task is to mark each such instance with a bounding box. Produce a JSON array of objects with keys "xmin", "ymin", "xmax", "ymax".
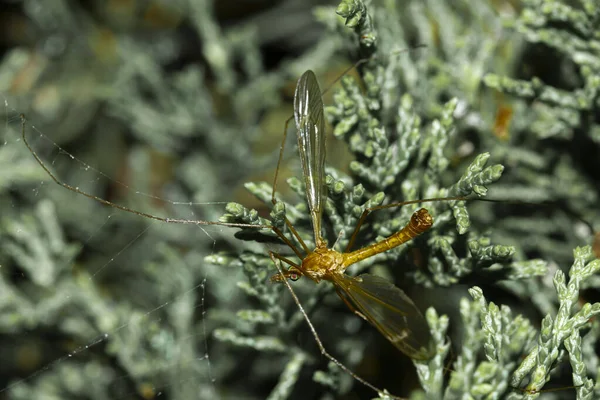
[{"xmin": 301, "ymin": 247, "xmax": 345, "ymax": 282}]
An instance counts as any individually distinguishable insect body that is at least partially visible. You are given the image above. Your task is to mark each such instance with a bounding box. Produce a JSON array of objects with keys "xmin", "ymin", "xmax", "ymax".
[
  {"xmin": 21, "ymin": 68, "xmax": 465, "ymax": 399},
  {"xmin": 269, "ymin": 70, "xmax": 437, "ymax": 360}
]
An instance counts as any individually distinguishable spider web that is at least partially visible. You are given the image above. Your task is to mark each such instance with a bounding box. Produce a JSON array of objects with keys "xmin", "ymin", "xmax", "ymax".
[{"xmin": 0, "ymin": 93, "xmax": 271, "ymax": 400}]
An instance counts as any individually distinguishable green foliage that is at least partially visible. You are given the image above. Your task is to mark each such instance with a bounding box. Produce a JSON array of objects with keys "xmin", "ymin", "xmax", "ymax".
[{"xmin": 0, "ymin": 0, "xmax": 598, "ymax": 399}]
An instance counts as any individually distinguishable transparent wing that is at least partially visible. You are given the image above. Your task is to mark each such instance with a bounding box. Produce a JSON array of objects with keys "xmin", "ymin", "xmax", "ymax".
[
  {"xmin": 294, "ymin": 70, "xmax": 326, "ymax": 245},
  {"xmin": 332, "ymin": 273, "xmax": 434, "ymax": 360}
]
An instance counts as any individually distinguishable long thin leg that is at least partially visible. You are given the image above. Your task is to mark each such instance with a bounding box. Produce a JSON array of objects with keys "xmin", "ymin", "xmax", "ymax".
[
  {"xmin": 344, "ymin": 196, "xmax": 467, "ymax": 253},
  {"xmin": 268, "ymin": 252, "xmax": 408, "ymax": 400},
  {"xmin": 21, "ymin": 115, "xmax": 269, "ymax": 230},
  {"xmin": 20, "ymin": 114, "xmax": 308, "ymax": 259},
  {"xmin": 270, "ymin": 115, "xmax": 311, "ymax": 254},
  {"xmin": 284, "ymin": 220, "xmax": 310, "ymax": 256},
  {"xmin": 319, "ymin": 59, "xmax": 369, "ymax": 96},
  {"xmin": 335, "ymin": 288, "xmax": 368, "ymax": 321},
  {"xmin": 319, "ymin": 45, "xmax": 426, "ymax": 96},
  {"xmin": 271, "ymin": 253, "xmax": 300, "ymax": 269},
  {"xmin": 271, "ymin": 115, "xmax": 294, "ymax": 205}
]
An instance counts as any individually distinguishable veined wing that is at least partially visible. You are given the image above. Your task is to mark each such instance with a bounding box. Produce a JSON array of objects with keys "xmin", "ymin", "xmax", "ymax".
[
  {"xmin": 332, "ymin": 273, "xmax": 434, "ymax": 360},
  {"xmin": 294, "ymin": 70, "xmax": 326, "ymax": 245}
]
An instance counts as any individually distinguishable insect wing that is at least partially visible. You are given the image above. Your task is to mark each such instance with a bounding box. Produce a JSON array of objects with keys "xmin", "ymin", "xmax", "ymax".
[
  {"xmin": 294, "ymin": 70, "xmax": 326, "ymax": 244},
  {"xmin": 332, "ymin": 273, "xmax": 434, "ymax": 360}
]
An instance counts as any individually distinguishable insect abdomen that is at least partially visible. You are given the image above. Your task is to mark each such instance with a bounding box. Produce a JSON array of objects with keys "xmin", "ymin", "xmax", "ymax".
[{"xmin": 343, "ymin": 209, "xmax": 433, "ymax": 267}]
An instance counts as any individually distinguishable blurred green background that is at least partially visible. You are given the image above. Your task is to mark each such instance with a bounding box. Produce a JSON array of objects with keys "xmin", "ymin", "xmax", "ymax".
[{"xmin": 0, "ymin": 1, "xmax": 599, "ymax": 399}]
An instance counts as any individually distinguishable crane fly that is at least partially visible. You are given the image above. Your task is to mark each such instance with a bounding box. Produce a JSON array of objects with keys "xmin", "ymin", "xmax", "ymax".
[
  {"xmin": 20, "ymin": 66, "xmax": 468, "ymax": 399},
  {"xmin": 270, "ymin": 70, "xmax": 437, "ymax": 361}
]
